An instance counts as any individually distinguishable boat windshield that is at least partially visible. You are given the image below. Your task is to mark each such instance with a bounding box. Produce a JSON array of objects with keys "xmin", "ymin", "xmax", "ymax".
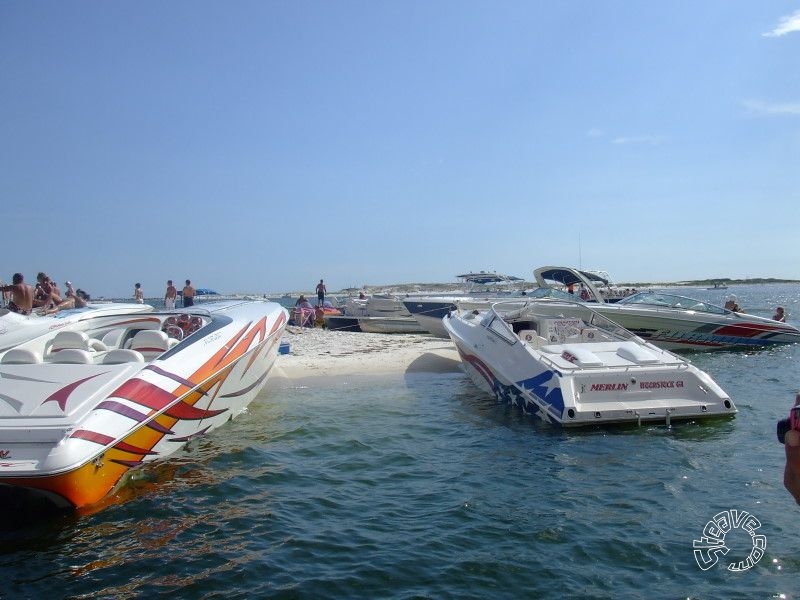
[
  {"xmin": 524, "ymin": 287, "xmax": 575, "ymax": 301},
  {"xmin": 617, "ymin": 292, "xmax": 727, "ymax": 315}
]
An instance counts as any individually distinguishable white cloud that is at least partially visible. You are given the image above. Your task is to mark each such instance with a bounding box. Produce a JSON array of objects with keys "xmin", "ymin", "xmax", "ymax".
[
  {"xmin": 763, "ymin": 9, "xmax": 800, "ymax": 37},
  {"xmin": 742, "ymin": 99, "xmax": 800, "ymax": 116},
  {"xmin": 587, "ymin": 128, "xmax": 604, "ymax": 138},
  {"xmin": 611, "ymin": 135, "xmax": 664, "ymax": 145}
]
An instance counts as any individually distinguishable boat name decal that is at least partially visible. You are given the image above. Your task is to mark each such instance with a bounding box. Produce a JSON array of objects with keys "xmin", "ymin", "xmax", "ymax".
[
  {"xmin": 590, "ymin": 383, "xmax": 629, "ymax": 392},
  {"xmin": 639, "ymin": 380, "xmax": 684, "ymax": 389}
]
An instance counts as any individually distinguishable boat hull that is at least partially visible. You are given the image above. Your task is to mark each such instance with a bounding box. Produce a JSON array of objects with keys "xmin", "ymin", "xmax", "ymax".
[{"xmin": 357, "ymin": 316, "xmax": 427, "ymax": 334}]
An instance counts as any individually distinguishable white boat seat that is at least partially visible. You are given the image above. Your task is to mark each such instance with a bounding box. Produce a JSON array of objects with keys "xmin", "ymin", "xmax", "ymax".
[
  {"xmin": 50, "ymin": 348, "xmax": 94, "ymax": 364},
  {"xmin": 1, "ymin": 348, "xmax": 43, "ymax": 364},
  {"xmin": 130, "ymin": 330, "xmax": 175, "ymax": 360},
  {"xmin": 558, "ymin": 344, "xmax": 604, "ymax": 367},
  {"xmin": 102, "ymin": 349, "xmax": 146, "ymax": 364},
  {"xmin": 518, "ymin": 329, "xmax": 548, "ymax": 349},
  {"xmin": 616, "ymin": 342, "xmax": 660, "ymax": 364},
  {"xmin": 101, "ymin": 328, "xmax": 127, "ymax": 349},
  {"xmin": 51, "ymin": 330, "xmax": 91, "ymax": 352}
]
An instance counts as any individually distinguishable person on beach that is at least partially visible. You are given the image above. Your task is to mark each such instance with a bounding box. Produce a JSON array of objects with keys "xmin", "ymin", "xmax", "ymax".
[
  {"xmin": 165, "ymin": 280, "xmax": 177, "ymax": 310},
  {"xmin": 316, "ymin": 279, "xmax": 326, "ymax": 306},
  {"xmin": 294, "ymin": 294, "xmax": 315, "ymax": 327},
  {"xmin": 183, "ymin": 279, "xmax": 196, "ymax": 307},
  {"xmin": 784, "ymin": 393, "xmax": 800, "ymax": 505},
  {"xmin": 773, "ymin": 307, "xmax": 786, "ymax": 322},
  {"xmin": 1, "ymin": 273, "xmax": 34, "ymax": 315},
  {"xmin": 134, "ymin": 282, "xmax": 144, "ymax": 303}
]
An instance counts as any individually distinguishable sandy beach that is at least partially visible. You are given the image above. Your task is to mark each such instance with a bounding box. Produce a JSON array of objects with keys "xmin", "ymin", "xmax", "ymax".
[{"xmin": 267, "ymin": 326, "xmax": 461, "ymax": 387}]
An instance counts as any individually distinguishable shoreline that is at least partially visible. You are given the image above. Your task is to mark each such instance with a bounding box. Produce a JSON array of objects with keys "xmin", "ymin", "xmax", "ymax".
[{"xmin": 266, "ymin": 327, "xmax": 461, "ymax": 388}]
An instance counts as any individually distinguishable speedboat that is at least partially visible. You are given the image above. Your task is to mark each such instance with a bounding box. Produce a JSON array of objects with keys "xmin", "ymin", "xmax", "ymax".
[
  {"xmin": 402, "ymin": 272, "xmax": 527, "ymax": 338},
  {"xmin": 0, "ymin": 302, "xmax": 155, "ymax": 353},
  {"xmin": 443, "ymin": 299, "xmax": 736, "ymax": 427},
  {"xmin": 533, "ymin": 267, "xmax": 800, "ymax": 351},
  {"xmin": 594, "ymin": 290, "xmax": 800, "ymax": 351},
  {"xmin": 0, "ymin": 299, "xmax": 288, "ymax": 509}
]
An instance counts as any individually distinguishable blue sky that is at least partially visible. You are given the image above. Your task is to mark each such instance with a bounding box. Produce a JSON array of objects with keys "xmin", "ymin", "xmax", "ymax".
[{"xmin": 2, "ymin": 2, "xmax": 799, "ymax": 298}]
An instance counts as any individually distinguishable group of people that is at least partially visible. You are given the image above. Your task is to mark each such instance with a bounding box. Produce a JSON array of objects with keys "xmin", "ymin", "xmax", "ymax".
[
  {"xmin": 290, "ymin": 279, "xmax": 330, "ymax": 327},
  {"xmin": 1, "ymin": 272, "xmax": 89, "ymax": 315},
  {"xmin": 133, "ymin": 279, "xmax": 196, "ymax": 309}
]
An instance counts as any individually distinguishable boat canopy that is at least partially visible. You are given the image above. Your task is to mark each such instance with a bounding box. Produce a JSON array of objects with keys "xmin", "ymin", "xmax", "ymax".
[
  {"xmin": 456, "ymin": 272, "xmax": 524, "ymax": 285},
  {"xmin": 534, "ymin": 267, "xmax": 610, "ymax": 287}
]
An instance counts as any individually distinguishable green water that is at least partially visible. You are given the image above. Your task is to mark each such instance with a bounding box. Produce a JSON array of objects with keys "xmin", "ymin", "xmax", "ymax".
[{"xmin": 1, "ymin": 284, "xmax": 799, "ymax": 598}]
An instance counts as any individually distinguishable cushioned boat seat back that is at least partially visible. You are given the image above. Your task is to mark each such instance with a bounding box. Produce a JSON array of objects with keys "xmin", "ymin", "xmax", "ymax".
[
  {"xmin": 1, "ymin": 348, "xmax": 43, "ymax": 364},
  {"xmin": 51, "ymin": 330, "xmax": 90, "ymax": 352},
  {"xmin": 51, "ymin": 348, "xmax": 94, "ymax": 364},
  {"xmin": 102, "ymin": 349, "xmax": 146, "ymax": 364},
  {"xmin": 130, "ymin": 330, "xmax": 174, "ymax": 360}
]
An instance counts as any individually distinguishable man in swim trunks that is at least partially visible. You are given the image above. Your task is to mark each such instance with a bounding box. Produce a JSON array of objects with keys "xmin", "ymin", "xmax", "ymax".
[
  {"xmin": 1, "ymin": 273, "xmax": 34, "ymax": 315},
  {"xmin": 182, "ymin": 279, "xmax": 196, "ymax": 307},
  {"xmin": 164, "ymin": 280, "xmax": 177, "ymax": 310}
]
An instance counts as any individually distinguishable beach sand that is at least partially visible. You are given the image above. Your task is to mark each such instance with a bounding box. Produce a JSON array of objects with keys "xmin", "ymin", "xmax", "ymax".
[{"xmin": 267, "ymin": 326, "xmax": 461, "ymax": 388}]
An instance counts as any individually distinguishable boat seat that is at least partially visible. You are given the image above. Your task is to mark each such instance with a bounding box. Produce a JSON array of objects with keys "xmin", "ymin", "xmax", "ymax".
[
  {"xmin": 130, "ymin": 330, "xmax": 176, "ymax": 360},
  {"xmin": 1, "ymin": 348, "xmax": 43, "ymax": 364},
  {"xmin": 101, "ymin": 328, "xmax": 127, "ymax": 349},
  {"xmin": 50, "ymin": 348, "xmax": 94, "ymax": 364},
  {"xmin": 102, "ymin": 349, "xmax": 146, "ymax": 364},
  {"xmin": 616, "ymin": 342, "xmax": 660, "ymax": 364},
  {"xmin": 558, "ymin": 345, "xmax": 604, "ymax": 367},
  {"xmin": 518, "ymin": 329, "xmax": 548, "ymax": 349},
  {"xmin": 48, "ymin": 330, "xmax": 107, "ymax": 354},
  {"xmin": 50, "ymin": 330, "xmax": 91, "ymax": 352}
]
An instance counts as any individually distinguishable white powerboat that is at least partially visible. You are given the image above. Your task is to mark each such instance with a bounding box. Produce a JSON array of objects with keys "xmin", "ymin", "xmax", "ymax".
[
  {"xmin": 0, "ymin": 302, "xmax": 155, "ymax": 353},
  {"xmin": 402, "ymin": 272, "xmax": 527, "ymax": 338},
  {"xmin": 0, "ymin": 299, "xmax": 287, "ymax": 509},
  {"xmin": 443, "ymin": 299, "xmax": 736, "ymax": 427},
  {"xmin": 534, "ymin": 267, "xmax": 800, "ymax": 351},
  {"xmin": 342, "ymin": 293, "xmax": 427, "ymax": 334}
]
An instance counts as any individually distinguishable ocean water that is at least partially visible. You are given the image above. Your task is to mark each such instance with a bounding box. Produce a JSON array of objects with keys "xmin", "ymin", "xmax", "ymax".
[{"xmin": 1, "ymin": 285, "xmax": 800, "ymax": 598}]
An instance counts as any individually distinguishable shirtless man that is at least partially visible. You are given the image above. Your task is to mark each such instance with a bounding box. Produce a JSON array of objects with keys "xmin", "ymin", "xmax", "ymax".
[
  {"xmin": 182, "ymin": 279, "xmax": 196, "ymax": 307},
  {"xmin": 165, "ymin": 280, "xmax": 177, "ymax": 310},
  {"xmin": 1, "ymin": 273, "xmax": 34, "ymax": 315}
]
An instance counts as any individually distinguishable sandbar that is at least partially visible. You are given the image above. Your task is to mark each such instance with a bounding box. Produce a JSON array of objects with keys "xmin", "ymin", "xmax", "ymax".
[{"xmin": 266, "ymin": 326, "xmax": 461, "ymax": 388}]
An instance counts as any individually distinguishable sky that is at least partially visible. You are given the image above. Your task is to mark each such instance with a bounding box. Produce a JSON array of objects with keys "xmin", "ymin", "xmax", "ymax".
[{"xmin": 1, "ymin": 2, "xmax": 799, "ymax": 298}]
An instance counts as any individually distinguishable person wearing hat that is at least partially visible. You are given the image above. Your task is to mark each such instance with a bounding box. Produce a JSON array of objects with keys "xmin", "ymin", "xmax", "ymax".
[{"xmin": 65, "ymin": 281, "xmax": 75, "ymax": 297}]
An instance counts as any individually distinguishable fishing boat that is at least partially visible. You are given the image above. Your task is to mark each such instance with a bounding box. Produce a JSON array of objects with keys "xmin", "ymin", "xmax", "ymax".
[
  {"xmin": 443, "ymin": 299, "xmax": 736, "ymax": 427},
  {"xmin": 0, "ymin": 302, "xmax": 155, "ymax": 354},
  {"xmin": 0, "ymin": 299, "xmax": 288, "ymax": 509}
]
